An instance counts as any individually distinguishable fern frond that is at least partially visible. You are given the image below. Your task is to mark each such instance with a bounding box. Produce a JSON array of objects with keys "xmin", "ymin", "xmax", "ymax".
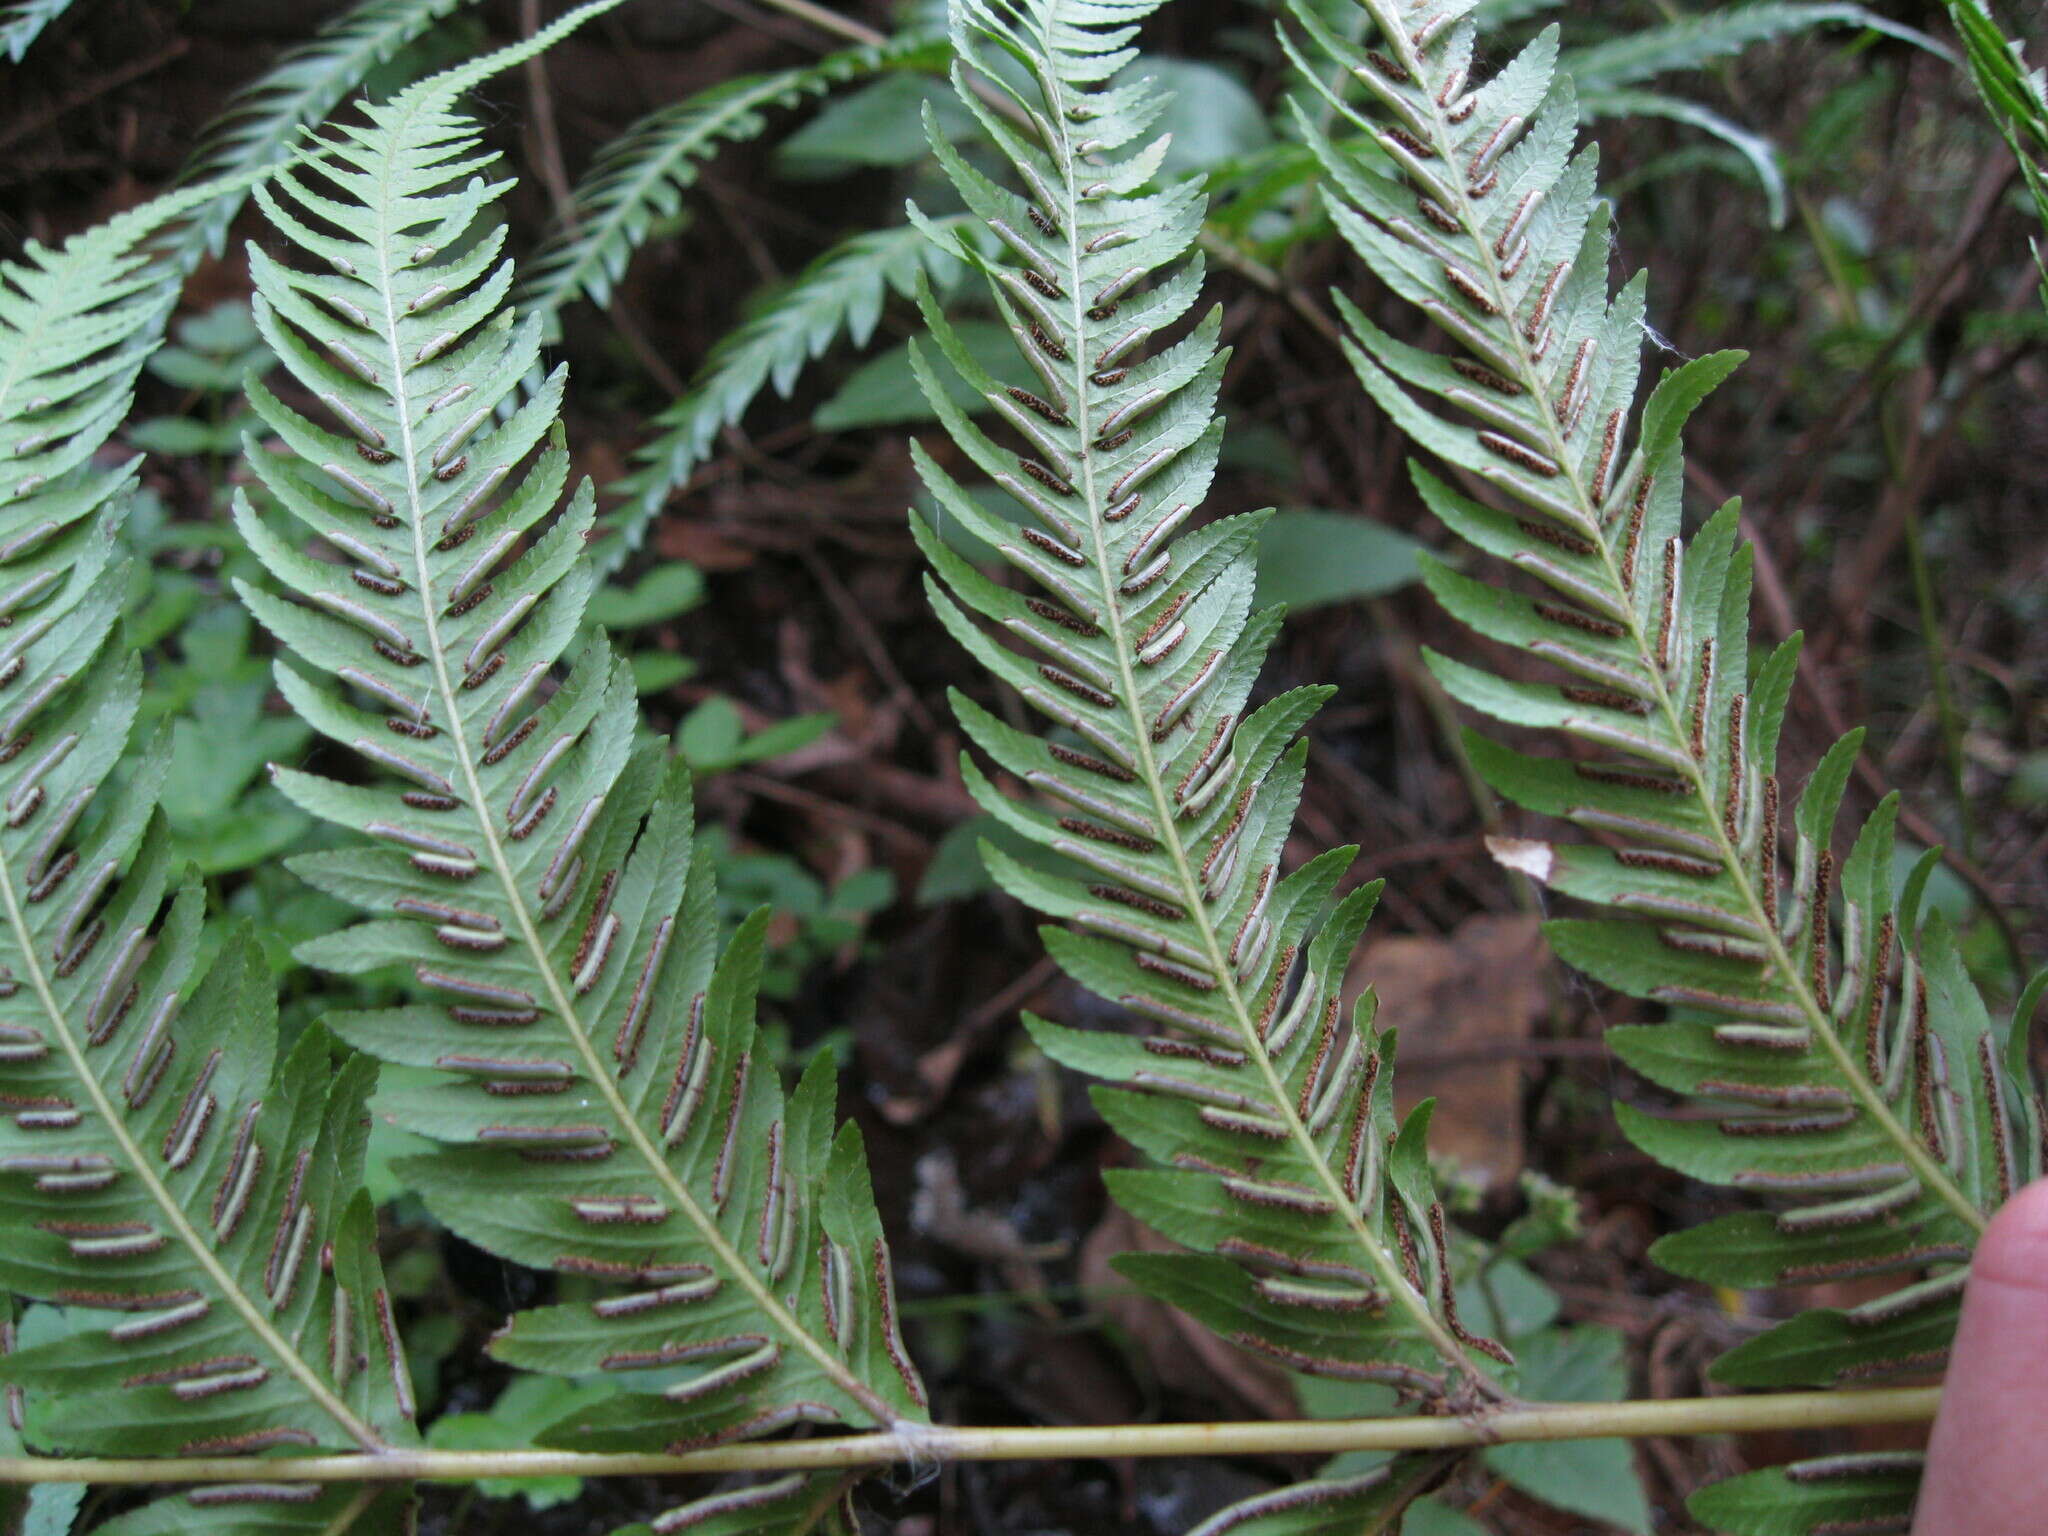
[
  {"xmin": 1558, "ymin": 3, "xmax": 1943, "ymax": 94},
  {"xmin": 167, "ymin": 0, "xmax": 482, "ymax": 267},
  {"xmin": 909, "ymin": 3, "xmax": 1517, "ymax": 1489},
  {"xmin": 1573, "ymin": 87, "xmax": 1792, "ymax": 225},
  {"xmin": 3, "ymin": 205, "xmax": 186, "ymax": 499},
  {"xmin": 1558, "ymin": 3, "xmax": 1945, "ymax": 225},
  {"xmin": 1948, "ymin": 0, "xmax": 2048, "ymax": 306},
  {"xmin": 603, "ymin": 217, "xmax": 984, "ymax": 570},
  {"xmin": 231, "ymin": 20, "xmax": 927, "ymax": 1525},
  {"xmin": 1298, "ymin": 5, "xmax": 2039, "ymax": 1529},
  {"xmin": 520, "ymin": 33, "xmax": 948, "ymax": 332},
  {"xmin": 0, "ymin": 0, "xmax": 69, "ymax": 63},
  {"xmin": 0, "ymin": 191, "xmax": 416, "ymax": 1527}
]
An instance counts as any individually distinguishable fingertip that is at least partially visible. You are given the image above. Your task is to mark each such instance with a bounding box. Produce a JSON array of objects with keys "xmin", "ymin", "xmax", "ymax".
[
  {"xmin": 1912, "ymin": 1180, "xmax": 2048, "ymax": 1533},
  {"xmin": 1971, "ymin": 1178, "xmax": 2048, "ymax": 1289}
]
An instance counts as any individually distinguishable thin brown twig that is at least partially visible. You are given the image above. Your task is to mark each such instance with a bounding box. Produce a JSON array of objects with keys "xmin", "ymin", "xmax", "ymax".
[
  {"xmin": 698, "ymin": 176, "xmax": 786, "ymax": 287},
  {"xmin": 0, "ymin": 39, "xmax": 190, "ymax": 156},
  {"xmin": 964, "ymin": 953, "xmax": 1061, "ymax": 1032},
  {"xmin": 1768, "ymin": 155, "xmax": 2017, "ymax": 522},
  {"xmin": 1200, "ymin": 228, "xmax": 1345, "ymax": 346},
  {"xmin": 609, "ymin": 297, "xmax": 690, "ymax": 397},
  {"xmin": 798, "ymin": 545, "xmax": 940, "ymax": 735},
  {"xmin": 698, "ymin": 0, "xmax": 883, "ymax": 52},
  {"xmin": 726, "ymin": 768, "xmax": 931, "ymax": 853},
  {"xmin": 519, "ymin": 0, "xmax": 579, "ymax": 232}
]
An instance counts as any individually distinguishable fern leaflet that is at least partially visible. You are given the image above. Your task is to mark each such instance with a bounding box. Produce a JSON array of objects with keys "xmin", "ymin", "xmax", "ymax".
[
  {"xmin": 909, "ymin": 10, "xmax": 1519, "ymax": 1526},
  {"xmin": 167, "ymin": 0, "xmax": 482, "ymax": 268},
  {"xmin": 1948, "ymin": 0, "xmax": 2048, "ymax": 307},
  {"xmin": 0, "ymin": 190, "xmax": 416, "ymax": 1533},
  {"xmin": 0, "ymin": 0, "xmax": 69, "ymax": 63},
  {"xmin": 1563, "ymin": 3, "xmax": 1943, "ymax": 225},
  {"xmin": 1297, "ymin": 3, "xmax": 2039, "ymax": 1529},
  {"xmin": 520, "ymin": 33, "xmax": 948, "ymax": 332},
  {"xmin": 603, "ymin": 0, "xmax": 1899, "ymax": 562},
  {"xmin": 1559, "ymin": 3, "xmax": 1941, "ymax": 92},
  {"xmin": 230, "ymin": 17, "xmax": 926, "ymax": 1529},
  {"xmin": 604, "ymin": 217, "xmax": 984, "ymax": 570},
  {"xmin": 1175, "ymin": 1458, "xmax": 1458, "ymax": 1536}
]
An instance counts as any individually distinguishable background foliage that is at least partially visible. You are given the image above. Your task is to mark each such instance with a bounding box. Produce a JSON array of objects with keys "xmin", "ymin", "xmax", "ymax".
[{"xmin": 0, "ymin": 0, "xmax": 2043, "ymax": 1531}]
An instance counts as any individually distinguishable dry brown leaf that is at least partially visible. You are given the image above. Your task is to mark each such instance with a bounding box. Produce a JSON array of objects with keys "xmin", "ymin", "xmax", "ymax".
[
  {"xmin": 653, "ymin": 514, "xmax": 754, "ymax": 569},
  {"xmin": 1079, "ymin": 1206, "xmax": 1299, "ymax": 1421},
  {"xmin": 1346, "ymin": 913, "xmax": 1552, "ymax": 1185}
]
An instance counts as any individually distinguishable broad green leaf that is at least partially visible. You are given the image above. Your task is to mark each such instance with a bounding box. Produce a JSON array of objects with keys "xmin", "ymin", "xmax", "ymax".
[
  {"xmin": 679, "ymin": 696, "xmax": 747, "ymax": 769},
  {"xmin": 589, "ymin": 562, "xmax": 707, "ymax": 629},
  {"xmin": 1484, "ymin": 1328, "xmax": 1652, "ymax": 1533},
  {"xmin": 1151, "ymin": 59, "xmax": 1275, "ymax": 176},
  {"xmin": 425, "ymin": 1377, "xmax": 618, "ymax": 1506},
  {"xmin": 776, "ymin": 71, "xmax": 974, "ymax": 176},
  {"xmin": 815, "ymin": 319, "xmax": 1019, "ymax": 430},
  {"xmin": 1253, "ymin": 509, "xmax": 1426, "ymax": 611}
]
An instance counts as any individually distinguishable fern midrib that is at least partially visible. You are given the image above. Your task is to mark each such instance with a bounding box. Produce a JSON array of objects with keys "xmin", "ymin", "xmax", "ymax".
[
  {"xmin": 365, "ymin": 124, "xmax": 901, "ymax": 1428},
  {"xmin": 1038, "ymin": 53, "xmax": 1503, "ymax": 1396},
  {"xmin": 0, "ymin": 850, "xmax": 384, "ymax": 1451},
  {"xmin": 1367, "ymin": 3, "xmax": 1986, "ymax": 1236}
]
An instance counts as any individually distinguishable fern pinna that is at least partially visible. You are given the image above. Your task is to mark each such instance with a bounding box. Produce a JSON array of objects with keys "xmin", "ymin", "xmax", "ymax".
[
  {"xmin": 1948, "ymin": 0, "xmax": 2048, "ymax": 308},
  {"xmin": 907, "ymin": 0, "xmax": 1531, "ymax": 1526},
  {"xmin": 519, "ymin": 33, "xmax": 947, "ymax": 336},
  {"xmin": 605, "ymin": 217, "xmax": 984, "ymax": 572},
  {"xmin": 0, "ymin": 191, "xmax": 416, "ymax": 1533},
  {"xmin": 535, "ymin": 32, "xmax": 977, "ymax": 573},
  {"xmin": 167, "ymin": 0, "xmax": 483, "ymax": 270},
  {"xmin": 1293, "ymin": 2, "xmax": 2040, "ymax": 1529},
  {"xmin": 0, "ymin": 0, "xmax": 70, "ymax": 64},
  {"xmin": 228, "ymin": 16, "xmax": 926, "ymax": 1531}
]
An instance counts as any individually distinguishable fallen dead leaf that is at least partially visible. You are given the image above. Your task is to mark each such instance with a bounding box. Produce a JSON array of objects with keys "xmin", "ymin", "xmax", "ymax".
[
  {"xmin": 1345, "ymin": 913, "xmax": 1552, "ymax": 1185},
  {"xmin": 653, "ymin": 513, "xmax": 755, "ymax": 570},
  {"xmin": 1079, "ymin": 1206, "xmax": 1299, "ymax": 1421}
]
